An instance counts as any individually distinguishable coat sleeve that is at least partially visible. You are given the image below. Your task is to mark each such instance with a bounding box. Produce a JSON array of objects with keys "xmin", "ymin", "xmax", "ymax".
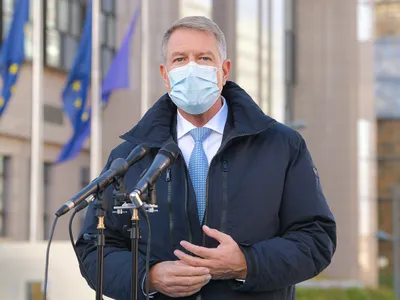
[
  {"xmin": 230, "ymin": 136, "xmax": 337, "ymax": 292},
  {"xmin": 75, "ymin": 153, "xmax": 159, "ymax": 300}
]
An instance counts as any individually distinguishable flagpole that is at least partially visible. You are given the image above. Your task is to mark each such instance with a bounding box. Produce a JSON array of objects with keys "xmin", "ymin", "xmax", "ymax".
[
  {"xmin": 141, "ymin": 0, "xmax": 149, "ymax": 116},
  {"xmin": 30, "ymin": 0, "xmax": 44, "ymax": 242},
  {"xmin": 91, "ymin": 0, "xmax": 102, "ymax": 180}
]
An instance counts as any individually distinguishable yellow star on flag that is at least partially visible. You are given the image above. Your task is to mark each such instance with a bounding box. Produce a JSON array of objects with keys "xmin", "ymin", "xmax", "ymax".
[
  {"xmin": 74, "ymin": 98, "xmax": 82, "ymax": 108},
  {"xmin": 0, "ymin": 97, "xmax": 4, "ymax": 108},
  {"xmin": 9, "ymin": 63, "xmax": 19, "ymax": 74},
  {"xmin": 81, "ymin": 112, "xmax": 89, "ymax": 121},
  {"xmin": 72, "ymin": 81, "xmax": 81, "ymax": 91}
]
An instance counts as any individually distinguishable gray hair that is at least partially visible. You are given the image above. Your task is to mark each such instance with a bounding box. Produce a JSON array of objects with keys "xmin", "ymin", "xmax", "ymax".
[{"xmin": 161, "ymin": 16, "xmax": 227, "ymax": 63}]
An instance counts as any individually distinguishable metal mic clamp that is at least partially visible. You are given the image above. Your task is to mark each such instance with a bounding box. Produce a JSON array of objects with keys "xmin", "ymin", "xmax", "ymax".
[
  {"xmin": 114, "ymin": 186, "xmax": 158, "ymax": 300},
  {"xmin": 112, "ymin": 184, "xmax": 158, "ymax": 300},
  {"xmin": 112, "ymin": 187, "xmax": 158, "ymax": 215},
  {"xmin": 112, "ymin": 177, "xmax": 130, "ymax": 214},
  {"xmin": 113, "ymin": 202, "xmax": 158, "ymax": 214}
]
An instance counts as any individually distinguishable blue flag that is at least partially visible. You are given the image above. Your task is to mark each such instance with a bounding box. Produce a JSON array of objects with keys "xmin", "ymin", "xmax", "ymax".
[
  {"xmin": 0, "ymin": 0, "xmax": 29, "ymax": 118},
  {"xmin": 56, "ymin": 0, "xmax": 92, "ymax": 163},
  {"xmin": 101, "ymin": 4, "xmax": 141, "ymax": 103},
  {"xmin": 57, "ymin": 4, "xmax": 140, "ymax": 163}
]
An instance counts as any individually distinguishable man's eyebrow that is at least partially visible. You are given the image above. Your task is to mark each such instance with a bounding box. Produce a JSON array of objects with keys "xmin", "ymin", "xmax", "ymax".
[
  {"xmin": 170, "ymin": 52, "xmax": 187, "ymax": 57},
  {"xmin": 170, "ymin": 51, "xmax": 217, "ymax": 58},
  {"xmin": 198, "ymin": 51, "xmax": 216, "ymax": 58}
]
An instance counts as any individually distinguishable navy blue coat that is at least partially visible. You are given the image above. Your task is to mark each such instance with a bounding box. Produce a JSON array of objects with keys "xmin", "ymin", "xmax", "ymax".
[{"xmin": 77, "ymin": 81, "xmax": 336, "ymax": 300}]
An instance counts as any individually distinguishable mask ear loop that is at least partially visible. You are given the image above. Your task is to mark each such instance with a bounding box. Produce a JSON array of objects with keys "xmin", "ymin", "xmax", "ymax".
[{"xmin": 215, "ymin": 64, "xmax": 225, "ymax": 94}]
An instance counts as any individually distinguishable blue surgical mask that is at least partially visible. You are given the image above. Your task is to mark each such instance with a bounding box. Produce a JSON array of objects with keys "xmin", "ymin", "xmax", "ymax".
[{"xmin": 167, "ymin": 61, "xmax": 221, "ymax": 115}]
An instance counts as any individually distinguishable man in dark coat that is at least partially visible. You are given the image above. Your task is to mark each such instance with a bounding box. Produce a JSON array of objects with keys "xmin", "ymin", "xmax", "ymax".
[{"xmin": 77, "ymin": 16, "xmax": 336, "ymax": 300}]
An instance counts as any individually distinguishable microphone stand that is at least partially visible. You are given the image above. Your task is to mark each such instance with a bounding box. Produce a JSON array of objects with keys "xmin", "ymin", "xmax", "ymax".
[
  {"xmin": 130, "ymin": 207, "xmax": 140, "ymax": 300},
  {"xmin": 93, "ymin": 189, "xmax": 106, "ymax": 300},
  {"xmin": 113, "ymin": 181, "xmax": 158, "ymax": 300}
]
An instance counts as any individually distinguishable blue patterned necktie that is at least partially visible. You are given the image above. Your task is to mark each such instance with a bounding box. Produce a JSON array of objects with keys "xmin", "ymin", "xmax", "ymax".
[{"xmin": 189, "ymin": 127, "xmax": 212, "ymax": 223}]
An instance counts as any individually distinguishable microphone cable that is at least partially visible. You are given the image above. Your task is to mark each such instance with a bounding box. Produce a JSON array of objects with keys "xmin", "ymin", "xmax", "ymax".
[
  {"xmin": 43, "ymin": 215, "xmax": 59, "ymax": 300},
  {"xmin": 69, "ymin": 202, "xmax": 151, "ymax": 300},
  {"xmin": 44, "ymin": 202, "xmax": 153, "ymax": 300},
  {"xmin": 68, "ymin": 203, "xmax": 100, "ymax": 295}
]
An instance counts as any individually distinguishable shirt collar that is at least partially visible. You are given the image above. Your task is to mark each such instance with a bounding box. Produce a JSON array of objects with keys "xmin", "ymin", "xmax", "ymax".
[{"xmin": 177, "ymin": 96, "xmax": 228, "ymax": 140}]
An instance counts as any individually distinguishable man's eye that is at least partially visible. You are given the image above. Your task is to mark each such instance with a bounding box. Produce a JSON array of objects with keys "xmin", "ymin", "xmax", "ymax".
[
  {"xmin": 174, "ymin": 57, "xmax": 184, "ymax": 62},
  {"xmin": 200, "ymin": 57, "xmax": 211, "ymax": 61}
]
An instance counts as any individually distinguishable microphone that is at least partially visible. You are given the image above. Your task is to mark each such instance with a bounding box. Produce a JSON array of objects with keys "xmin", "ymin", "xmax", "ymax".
[
  {"xmin": 129, "ymin": 143, "xmax": 180, "ymax": 207},
  {"xmin": 74, "ymin": 194, "xmax": 95, "ymax": 213},
  {"xmin": 55, "ymin": 158, "xmax": 128, "ymax": 217},
  {"xmin": 55, "ymin": 144, "xmax": 150, "ymax": 217},
  {"xmin": 126, "ymin": 144, "xmax": 150, "ymax": 167}
]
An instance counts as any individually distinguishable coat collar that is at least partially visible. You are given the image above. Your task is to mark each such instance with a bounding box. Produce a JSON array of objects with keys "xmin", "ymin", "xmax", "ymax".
[{"xmin": 120, "ymin": 81, "xmax": 276, "ymax": 148}]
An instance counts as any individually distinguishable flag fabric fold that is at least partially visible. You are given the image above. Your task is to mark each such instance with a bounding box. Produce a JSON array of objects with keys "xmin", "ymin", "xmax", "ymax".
[
  {"xmin": 57, "ymin": 0, "xmax": 92, "ymax": 163},
  {"xmin": 57, "ymin": 3, "xmax": 140, "ymax": 163},
  {"xmin": 101, "ymin": 4, "xmax": 141, "ymax": 102},
  {"xmin": 0, "ymin": 0, "xmax": 30, "ymax": 118}
]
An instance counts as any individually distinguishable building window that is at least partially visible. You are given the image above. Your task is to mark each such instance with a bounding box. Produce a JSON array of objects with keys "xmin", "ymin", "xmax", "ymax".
[
  {"xmin": 51, "ymin": 0, "xmax": 87, "ymax": 70},
  {"xmin": 261, "ymin": 0, "xmax": 272, "ymax": 114},
  {"xmin": 270, "ymin": 0, "xmax": 287, "ymax": 123},
  {"xmin": 0, "ymin": 155, "xmax": 10, "ymax": 237},
  {"xmin": 180, "ymin": 0, "xmax": 212, "ymax": 18},
  {"xmin": 0, "ymin": 0, "xmax": 33, "ymax": 59},
  {"xmin": 235, "ymin": 0, "xmax": 286, "ymax": 121},
  {"xmin": 100, "ymin": 0, "xmax": 116, "ymax": 77},
  {"xmin": 376, "ymin": 0, "xmax": 400, "ymax": 37},
  {"xmin": 50, "ymin": 0, "xmax": 117, "ymax": 74},
  {"xmin": 80, "ymin": 166, "xmax": 90, "ymax": 225},
  {"xmin": 1, "ymin": 0, "xmax": 15, "ymax": 40},
  {"xmin": 43, "ymin": 162, "xmax": 52, "ymax": 240},
  {"xmin": 236, "ymin": 0, "xmax": 260, "ymax": 105},
  {"xmin": 80, "ymin": 166, "xmax": 90, "ymax": 189},
  {"xmin": 43, "ymin": 103, "xmax": 64, "ymax": 125},
  {"xmin": 1, "ymin": 0, "xmax": 117, "ymax": 75}
]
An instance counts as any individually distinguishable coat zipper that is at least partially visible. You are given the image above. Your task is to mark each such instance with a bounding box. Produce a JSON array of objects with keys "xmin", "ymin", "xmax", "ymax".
[
  {"xmin": 162, "ymin": 142, "xmax": 193, "ymax": 245},
  {"xmin": 201, "ymin": 121, "xmax": 277, "ymax": 246},
  {"xmin": 220, "ymin": 160, "xmax": 228, "ymax": 233},
  {"xmin": 183, "ymin": 162, "xmax": 193, "ymax": 244},
  {"xmin": 166, "ymin": 168, "xmax": 174, "ymax": 250}
]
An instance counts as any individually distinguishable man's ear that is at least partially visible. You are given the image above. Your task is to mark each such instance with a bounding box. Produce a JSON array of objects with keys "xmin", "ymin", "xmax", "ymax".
[
  {"xmin": 160, "ymin": 64, "xmax": 170, "ymax": 90},
  {"xmin": 221, "ymin": 59, "xmax": 231, "ymax": 86}
]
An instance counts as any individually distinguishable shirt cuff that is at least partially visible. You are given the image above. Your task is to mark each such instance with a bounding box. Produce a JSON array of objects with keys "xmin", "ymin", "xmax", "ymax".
[
  {"xmin": 141, "ymin": 274, "xmax": 158, "ymax": 298},
  {"xmin": 235, "ymin": 279, "xmax": 246, "ymax": 283}
]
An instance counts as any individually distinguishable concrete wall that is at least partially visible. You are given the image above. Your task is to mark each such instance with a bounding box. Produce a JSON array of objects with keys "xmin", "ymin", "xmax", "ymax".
[{"xmin": 0, "ymin": 242, "xmax": 113, "ymax": 300}]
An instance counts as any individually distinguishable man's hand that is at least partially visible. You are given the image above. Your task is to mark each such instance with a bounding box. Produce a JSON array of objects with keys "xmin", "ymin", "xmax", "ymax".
[
  {"xmin": 148, "ymin": 260, "xmax": 211, "ymax": 298},
  {"xmin": 174, "ymin": 225, "xmax": 247, "ymax": 280}
]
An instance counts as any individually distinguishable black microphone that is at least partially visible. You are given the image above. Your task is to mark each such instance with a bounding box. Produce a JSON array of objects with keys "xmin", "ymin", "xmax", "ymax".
[
  {"xmin": 55, "ymin": 158, "xmax": 128, "ymax": 217},
  {"xmin": 56, "ymin": 144, "xmax": 151, "ymax": 217},
  {"xmin": 74, "ymin": 194, "xmax": 95, "ymax": 213},
  {"xmin": 129, "ymin": 143, "xmax": 180, "ymax": 206},
  {"xmin": 126, "ymin": 144, "xmax": 150, "ymax": 167}
]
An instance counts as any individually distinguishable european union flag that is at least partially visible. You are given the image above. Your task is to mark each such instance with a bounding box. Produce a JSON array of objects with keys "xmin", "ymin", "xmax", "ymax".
[
  {"xmin": 56, "ymin": 0, "xmax": 92, "ymax": 163},
  {"xmin": 0, "ymin": 0, "xmax": 29, "ymax": 118},
  {"xmin": 57, "ymin": 4, "xmax": 140, "ymax": 163},
  {"xmin": 101, "ymin": 3, "xmax": 141, "ymax": 103}
]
